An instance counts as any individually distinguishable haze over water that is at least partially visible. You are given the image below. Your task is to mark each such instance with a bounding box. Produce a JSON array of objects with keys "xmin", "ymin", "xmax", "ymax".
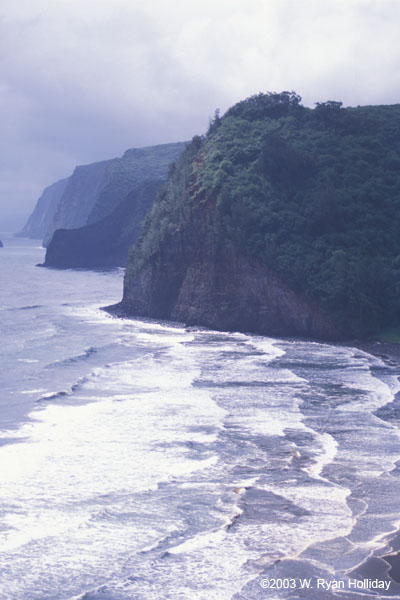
[{"xmin": 1, "ymin": 235, "xmax": 400, "ymax": 599}]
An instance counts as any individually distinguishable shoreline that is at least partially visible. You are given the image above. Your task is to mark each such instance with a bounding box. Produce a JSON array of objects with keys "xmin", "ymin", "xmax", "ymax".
[
  {"xmin": 341, "ymin": 339, "xmax": 400, "ymax": 592},
  {"xmin": 344, "ymin": 339, "xmax": 400, "ymax": 369},
  {"xmin": 99, "ymin": 307, "xmax": 400, "ymax": 590},
  {"xmin": 105, "ymin": 302, "xmax": 400, "ymax": 368}
]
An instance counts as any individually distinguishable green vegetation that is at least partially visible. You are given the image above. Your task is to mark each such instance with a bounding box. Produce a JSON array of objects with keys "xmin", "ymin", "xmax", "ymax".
[
  {"xmin": 128, "ymin": 92, "xmax": 400, "ymax": 336},
  {"xmin": 88, "ymin": 142, "xmax": 186, "ymax": 224}
]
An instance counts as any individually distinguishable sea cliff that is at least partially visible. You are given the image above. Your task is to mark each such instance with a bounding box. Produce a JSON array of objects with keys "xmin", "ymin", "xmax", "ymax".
[
  {"xmin": 43, "ymin": 142, "xmax": 185, "ymax": 268},
  {"xmin": 116, "ymin": 93, "xmax": 400, "ymax": 339},
  {"xmin": 16, "ymin": 177, "xmax": 69, "ymax": 240},
  {"xmin": 43, "ymin": 158, "xmax": 116, "ymax": 246}
]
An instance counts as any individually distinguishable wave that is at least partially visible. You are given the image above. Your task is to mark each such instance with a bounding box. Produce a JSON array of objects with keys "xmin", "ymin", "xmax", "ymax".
[
  {"xmin": 36, "ymin": 390, "xmax": 71, "ymax": 402},
  {"xmin": 35, "ymin": 376, "xmax": 88, "ymax": 402},
  {"xmin": 45, "ymin": 347, "xmax": 98, "ymax": 368}
]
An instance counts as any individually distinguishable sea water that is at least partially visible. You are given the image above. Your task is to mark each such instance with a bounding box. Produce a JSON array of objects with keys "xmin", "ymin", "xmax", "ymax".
[{"xmin": 1, "ymin": 235, "xmax": 400, "ymax": 599}]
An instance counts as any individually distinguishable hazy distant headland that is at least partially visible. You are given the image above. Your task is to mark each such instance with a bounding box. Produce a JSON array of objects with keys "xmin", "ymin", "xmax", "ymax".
[{"xmin": 19, "ymin": 142, "xmax": 186, "ymax": 269}]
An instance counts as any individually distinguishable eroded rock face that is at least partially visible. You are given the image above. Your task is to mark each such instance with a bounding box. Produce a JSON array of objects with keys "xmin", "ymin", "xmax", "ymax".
[{"xmin": 120, "ymin": 210, "xmax": 348, "ymax": 340}]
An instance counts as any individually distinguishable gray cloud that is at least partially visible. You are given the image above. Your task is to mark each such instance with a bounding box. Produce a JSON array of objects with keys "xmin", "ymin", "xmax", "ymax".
[{"xmin": 1, "ymin": 0, "xmax": 400, "ymax": 230}]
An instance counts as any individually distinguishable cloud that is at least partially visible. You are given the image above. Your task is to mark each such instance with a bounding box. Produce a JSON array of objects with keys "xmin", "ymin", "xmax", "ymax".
[{"xmin": 1, "ymin": 0, "xmax": 400, "ymax": 229}]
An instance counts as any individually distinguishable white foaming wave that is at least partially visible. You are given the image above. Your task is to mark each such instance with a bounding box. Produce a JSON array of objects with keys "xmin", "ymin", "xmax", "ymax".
[
  {"xmin": 0, "ymin": 325, "xmax": 228, "ymax": 561},
  {"xmin": 120, "ymin": 480, "xmax": 352, "ymax": 600},
  {"xmin": 132, "ymin": 330, "xmax": 195, "ymax": 347},
  {"xmin": 245, "ymin": 335, "xmax": 286, "ymax": 360},
  {"xmin": 227, "ymin": 398, "xmax": 304, "ymax": 437},
  {"xmin": 65, "ymin": 304, "xmax": 195, "ymax": 351},
  {"xmin": 304, "ymin": 432, "xmax": 338, "ymax": 479},
  {"xmin": 339, "ymin": 365, "xmax": 400, "ymax": 413},
  {"xmin": 0, "ymin": 389, "xmax": 222, "ymax": 552},
  {"xmin": 259, "ymin": 478, "xmax": 352, "ymax": 550},
  {"xmin": 85, "ymin": 355, "xmax": 199, "ymax": 394},
  {"xmin": 62, "ymin": 302, "xmax": 126, "ymax": 328},
  {"xmin": 179, "ymin": 330, "xmax": 309, "ymax": 441},
  {"xmin": 17, "ymin": 358, "xmax": 39, "ymax": 363},
  {"xmin": 139, "ymin": 481, "xmax": 270, "ymax": 600}
]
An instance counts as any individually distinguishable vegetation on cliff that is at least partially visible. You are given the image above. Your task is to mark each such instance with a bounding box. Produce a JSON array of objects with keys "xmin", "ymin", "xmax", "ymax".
[
  {"xmin": 125, "ymin": 92, "xmax": 400, "ymax": 337},
  {"xmin": 87, "ymin": 143, "xmax": 186, "ymax": 224}
]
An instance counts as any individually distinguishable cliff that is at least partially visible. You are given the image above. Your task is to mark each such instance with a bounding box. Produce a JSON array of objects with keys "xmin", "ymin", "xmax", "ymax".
[
  {"xmin": 87, "ymin": 142, "xmax": 186, "ymax": 224},
  {"xmin": 16, "ymin": 177, "xmax": 69, "ymax": 240},
  {"xmin": 43, "ymin": 158, "xmax": 116, "ymax": 246},
  {"xmin": 117, "ymin": 93, "xmax": 400, "ymax": 340},
  {"xmin": 44, "ymin": 180, "xmax": 162, "ymax": 268},
  {"xmin": 43, "ymin": 142, "xmax": 186, "ymax": 268},
  {"xmin": 121, "ymin": 203, "xmax": 338, "ymax": 338}
]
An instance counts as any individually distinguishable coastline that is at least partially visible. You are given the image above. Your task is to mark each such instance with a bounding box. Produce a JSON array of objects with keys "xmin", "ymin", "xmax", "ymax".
[
  {"xmin": 345, "ymin": 339, "xmax": 400, "ymax": 369},
  {"xmin": 341, "ymin": 339, "xmax": 400, "ymax": 592},
  {"xmin": 102, "ymin": 306, "xmax": 400, "ymax": 591}
]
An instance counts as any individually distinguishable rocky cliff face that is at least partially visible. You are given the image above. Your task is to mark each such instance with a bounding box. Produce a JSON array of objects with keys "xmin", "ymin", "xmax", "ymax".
[
  {"xmin": 16, "ymin": 177, "xmax": 69, "ymax": 240},
  {"xmin": 43, "ymin": 159, "xmax": 116, "ymax": 246},
  {"xmin": 120, "ymin": 200, "xmax": 347, "ymax": 339},
  {"xmin": 43, "ymin": 142, "xmax": 186, "ymax": 268}
]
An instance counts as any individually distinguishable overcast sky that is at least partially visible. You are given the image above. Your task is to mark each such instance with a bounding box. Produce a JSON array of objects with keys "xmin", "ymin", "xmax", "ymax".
[{"xmin": 1, "ymin": 0, "xmax": 400, "ymax": 230}]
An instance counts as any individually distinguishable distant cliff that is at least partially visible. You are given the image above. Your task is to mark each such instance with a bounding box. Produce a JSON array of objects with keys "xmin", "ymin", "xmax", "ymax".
[
  {"xmin": 44, "ymin": 180, "xmax": 162, "ymax": 268},
  {"xmin": 43, "ymin": 142, "xmax": 186, "ymax": 268},
  {"xmin": 16, "ymin": 177, "xmax": 69, "ymax": 240},
  {"xmin": 87, "ymin": 143, "xmax": 187, "ymax": 224},
  {"xmin": 43, "ymin": 158, "xmax": 116, "ymax": 246},
  {"xmin": 117, "ymin": 93, "xmax": 400, "ymax": 340}
]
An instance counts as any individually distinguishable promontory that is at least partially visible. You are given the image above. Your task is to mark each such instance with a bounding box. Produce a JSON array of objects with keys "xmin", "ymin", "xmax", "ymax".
[{"xmin": 114, "ymin": 92, "xmax": 400, "ymax": 340}]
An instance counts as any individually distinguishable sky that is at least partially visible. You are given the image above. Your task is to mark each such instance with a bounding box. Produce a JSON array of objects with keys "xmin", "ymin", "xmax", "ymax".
[{"xmin": 1, "ymin": 0, "xmax": 400, "ymax": 231}]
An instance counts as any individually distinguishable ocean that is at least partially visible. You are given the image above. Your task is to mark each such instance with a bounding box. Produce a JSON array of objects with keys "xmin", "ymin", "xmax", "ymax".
[{"xmin": 1, "ymin": 234, "xmax": 400, "ymax": 599}]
